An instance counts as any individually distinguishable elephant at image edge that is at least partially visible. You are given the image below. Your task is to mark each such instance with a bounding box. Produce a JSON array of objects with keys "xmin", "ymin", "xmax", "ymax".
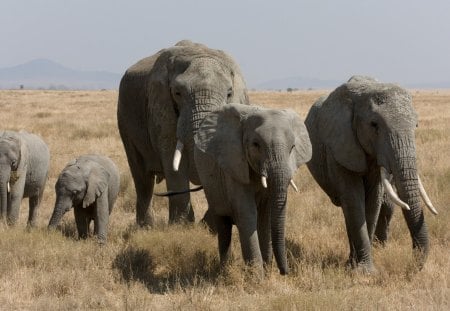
[
  {"xmin": 194, "ymin": 103, "xmax": 312, "ymax": 275},
  {"xmin": 0, "ymin": 130, "xmax": 50, "ymax": 227},
  {"xmin": 117, "ymin": 40, "xmax": 248, "ymax": 227},
  {"xmin": 305, "ymin": 75, "xmax": 437, "ymax": 272},
  {"xmin": 48, "ymin": 154, "xmax": 120, "ymax": 243}
]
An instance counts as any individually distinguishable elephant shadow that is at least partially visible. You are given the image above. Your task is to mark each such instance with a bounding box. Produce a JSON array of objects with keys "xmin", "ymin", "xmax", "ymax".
[{"xmin": 113, "ymin": 246, "xmax": 221, "ymax": 293}]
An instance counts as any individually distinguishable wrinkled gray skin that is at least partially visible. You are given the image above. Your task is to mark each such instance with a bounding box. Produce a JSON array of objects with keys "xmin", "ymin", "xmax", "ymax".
[
  {"xmin": 306, "ymin": 76, "xmax": 430, "ymax": 272},
  {"xmin": 0, "ymin": 130, "xmax": 49, "ymax": 227},
  {"xmin": 48, "ymin": 155, "xmax": 120, "ymax": 243},
  {"xmin": 117, "ymin": 40, "xmax": 248, "ymax": 227},
  {"xmin": 194, "ymin": 103, "xmax": 312, "ymax": 275}
]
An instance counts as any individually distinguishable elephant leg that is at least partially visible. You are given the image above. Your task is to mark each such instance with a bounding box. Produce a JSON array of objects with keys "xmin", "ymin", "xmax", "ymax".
[
  {"xmin": 163, "ymin": 167, "xmax": 194, "ymax": 224},
  {"xmin": 374, "ymin": 193, "xmax": 395, "ymax": 245},
  {"xmin": 123, "ymin": 140, "xmax": 156, "ymax": 227},
  {"xmin": 27, "ymin": 191, "xmax": 43, "ymax": 227},
  {"xmin": 94, "ymin": 195, "xmax": 110, "ymax": 243},
  {"xmin": 364, "ymin": 179, "xmax": 383, "ymax": 242},
  {"xmin": 257, "ymin": 202, "xmax": 272, "ymax": 269},
  {"xmin": 200, "ymin": 209, "xmax": 217, "ymax": 233},
  {"xmin": 7, "ymin": 186, "xmax": 24, "ymax": 226},
  {"xmin": 216, "ymin": 215, "xmax": 233, "ymax": 266},
  {"xmin": 235, "ymin": 205, "xmax": 263, "ymax": 274},
  {"xmin": 74, "ymin": 207, "xmax": 89, "ymax": 239},
  {"xmin": 331, "ymin": 162, "xmax": 374, "ymax": 272}
]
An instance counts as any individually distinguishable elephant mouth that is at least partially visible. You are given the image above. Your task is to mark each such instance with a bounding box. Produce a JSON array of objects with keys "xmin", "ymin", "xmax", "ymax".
[{"xmin": 380, "ymin": 166, "xmax": 437, "ymax": 215}]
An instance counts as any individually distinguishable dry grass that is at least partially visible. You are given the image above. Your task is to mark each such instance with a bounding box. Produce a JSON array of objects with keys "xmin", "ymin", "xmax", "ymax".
[{"xmin": 0, "ymin": 89, "xmax": 448, "ymax": 310}]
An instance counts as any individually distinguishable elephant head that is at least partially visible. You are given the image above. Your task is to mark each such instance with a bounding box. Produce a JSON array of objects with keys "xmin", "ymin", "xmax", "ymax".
[
  {"xmin": 147, "ymin": 41, "xmax": 248, "ymax": 178},
  {"xmin": 315, "ymin": 75, "xmax": 436, "ymax": 263},
  {"xmin": 195, "ymin": 103, "xmax": 312, "ymax": 274},
  {"xmin": 48, "ymin": 159, "xmax": 110, "ymax": 228},
  {"xmin": 0, "ymin": 132, "xmax": 23, "ymax": 221}
]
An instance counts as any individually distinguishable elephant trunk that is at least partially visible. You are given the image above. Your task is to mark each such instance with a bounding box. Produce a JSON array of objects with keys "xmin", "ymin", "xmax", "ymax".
[
  {"xmin": 48, "ymin": 198, "xmax": 71, "ymax": 228},
  {"xmin": 0, "ymin": 166, "xmax": 11, "ymax": 220},
  {"xmin": 174, "ymin": 89, "xmax": 225, "ymax": 182},
  {"xmin": 390, "ymin": 133, "xmax": 429, "ymax": 266},
  {"xmin": 267, "ymin": 167, "xmax": 290, "ymax": 275}
]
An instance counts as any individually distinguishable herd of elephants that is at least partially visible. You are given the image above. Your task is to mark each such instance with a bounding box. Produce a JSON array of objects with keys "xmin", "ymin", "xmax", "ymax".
[{"xmin": 0, "ymin": 40, "xmax": 439, "ymax": 276}]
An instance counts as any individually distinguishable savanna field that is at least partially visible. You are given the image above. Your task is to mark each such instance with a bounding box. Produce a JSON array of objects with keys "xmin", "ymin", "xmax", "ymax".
[{"xmin": 0, "ymin": 89, "xmax": 448, "ymax": 310}]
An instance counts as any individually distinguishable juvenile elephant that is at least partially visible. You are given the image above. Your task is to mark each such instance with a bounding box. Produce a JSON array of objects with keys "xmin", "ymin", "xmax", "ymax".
[
  {"xmin": 194, "ymin": 103, "xmax": 312, "ymax": 275},
  {"xmin": 305, "ymin": 76, "xmax": 437, "ymax": 272},
  {"xmin": 48, "ymin": 155, "xmax": 120, "ymax": 243},
  {"xmin": 117, "ymin": 40, "xmax": 248, "ymax": 227},
  {"xmin": 0, "ymin": 130, "xmax": 50, "ymax": 227}
]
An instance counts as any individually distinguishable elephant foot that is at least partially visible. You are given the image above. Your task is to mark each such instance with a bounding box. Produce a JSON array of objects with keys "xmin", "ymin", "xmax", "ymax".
[
  {"xmin": 345, "ymin": 258, "xmax": 378, "ymax": 274},
  {"xmin": 168, "ymin": 202, "xmax": 195, "ymax": 224}
]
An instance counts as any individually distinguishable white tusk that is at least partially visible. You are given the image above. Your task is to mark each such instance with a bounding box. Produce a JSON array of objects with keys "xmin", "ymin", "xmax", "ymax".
[
  {"xmin": 7, "ymin": 182, "xmax": 10, "ymax": 193},
  {"xmin": 261, "ymin": 176, "xmax": 267, "ymax": 188},
  {"xmin": 172, "ymin": 140, "xmax": 184, "ymax": 172},
  {"xmin": 418, "ymin": 176, "xmax": 438, "ymax": 215},
  {"xmin": 380, "ymin": 167, "xmax": 410, "ymax": 211},
  {"xmin": 289, "ymin": 179, "xmax": 298, "ymax": 192}
]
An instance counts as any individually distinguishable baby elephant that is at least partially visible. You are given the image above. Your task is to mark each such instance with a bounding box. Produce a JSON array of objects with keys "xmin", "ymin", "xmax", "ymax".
[
  {"xmin": 0, "ymin": 130, "xmax": 50, "ymax": 227},
  {"xmin": 195, "ymin": 103, "xmax": 312, "ymax": 275},
  {"xmin": 48, "ymin": 154, "xmax": 120, "ymax": 243}
]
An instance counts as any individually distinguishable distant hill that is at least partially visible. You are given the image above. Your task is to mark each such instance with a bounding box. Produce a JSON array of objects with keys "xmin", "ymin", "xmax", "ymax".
[
  {"xmin": 253, "ymin": 76, "xmax": 342, "ymax": 90},
  {"xmin": 253, "ymin": 75, "xmax": 450, "ymax": 91},
  {"xmin": 0, "ymin": 59, "xmax": 122, "ymax": 90}
]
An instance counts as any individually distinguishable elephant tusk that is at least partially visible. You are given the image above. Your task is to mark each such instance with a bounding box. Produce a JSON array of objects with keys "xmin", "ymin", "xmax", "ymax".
[
  {"xmin": 7, "ymin": 182, "xmax": 10, "ymax": 193},
  {"xmin": 418, "ymin": 176, "xmax": 438, "ymax": 215},
  {"xmin": 380, "ymin": 167, "xmax": 410, "ymax": 211},
  {"xmin": 261, "ymin": 176, "xmax": 267, "ymax": 188},
  {"xmin": 172, "ymin": 140, "xmax": 184, "ymax": 172},
  {"xmin": 289, "ymin": 179, "xmax": 299, "ymax": 192}
]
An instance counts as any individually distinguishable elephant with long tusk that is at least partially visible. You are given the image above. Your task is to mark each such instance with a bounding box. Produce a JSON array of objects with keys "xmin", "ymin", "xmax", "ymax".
[
  {"xmin": 117, "ymin": 40, "xmax": 249, "ymax": 227},
  {"xmin": 305, "ymin": 75, "xmax": 438, "ymax": 272}
]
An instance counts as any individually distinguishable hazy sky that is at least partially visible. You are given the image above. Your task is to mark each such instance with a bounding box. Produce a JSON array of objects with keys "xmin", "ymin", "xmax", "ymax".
[{"xmin": 1, "ymin": 0, "xmax": 450, "ymax": 87}]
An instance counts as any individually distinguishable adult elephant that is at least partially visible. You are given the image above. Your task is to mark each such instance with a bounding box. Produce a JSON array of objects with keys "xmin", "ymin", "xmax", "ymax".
[
  {"xmin": 194, "ymin": 103, "xmax": 312, "ymax": 275},
  {"xmin": 0, "ymin": 130, "xmax": 50, "ymax": 227},
  {"xmin": 305, "ymin": 76, "xmax": 437, "ymax": 272},
  {"xmin": 117, "ymin": 40, "xmax": 248, "ymax": 227}
]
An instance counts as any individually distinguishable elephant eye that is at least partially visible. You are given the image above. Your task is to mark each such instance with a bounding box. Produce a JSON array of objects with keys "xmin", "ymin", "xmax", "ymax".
[
  {"xmin": 227, "ymin": 88, "xmax": 233, "ymax": 99},
  {"xmin": 370, "ymin": 121, "xmax": 378, "ymax": 130},
  {"xmin": 252, "ymin": 141, "xmax": 260, "ymax": 149},
  {"xmin": 11, "ymin": 160, "xmax": 17, "ymax": 168}
]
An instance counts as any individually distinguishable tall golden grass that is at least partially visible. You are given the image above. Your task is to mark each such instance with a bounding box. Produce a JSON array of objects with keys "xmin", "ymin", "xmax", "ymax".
[{"xmin": 0, "ymin": 89, "xmax": 448, "ymax": 310}]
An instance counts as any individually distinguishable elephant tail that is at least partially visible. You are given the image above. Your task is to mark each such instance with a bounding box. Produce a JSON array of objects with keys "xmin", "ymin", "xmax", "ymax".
[{"xmin": 154, "ymin": 186, "xmax": 203, "ymax": 197}]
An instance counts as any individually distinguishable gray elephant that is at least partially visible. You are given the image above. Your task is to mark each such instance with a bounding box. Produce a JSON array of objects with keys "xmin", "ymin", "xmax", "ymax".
[
  {"xmin": 117, "ymin": 40, "xmax": 248, "ymax": 227},
  {"xmin": 305, "ymin": 76, "xmax": 437, "ymax": 272},
  {"xmin": 48, "ymin": 154, "xmax": 120, "ymax": 243},
  {"xmin": 194, "ymin": 103, "xmax": 312, "ymax": 275},
  {"xmin": 0, "ymin": 130, "xmax": 50, "ymax": 227}
]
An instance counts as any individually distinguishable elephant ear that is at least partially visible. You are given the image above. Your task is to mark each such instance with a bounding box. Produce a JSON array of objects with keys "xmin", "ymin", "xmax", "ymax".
[
  {"xmin": 195, "ymin": 103, "xmax": 251, "ymax": 184},
  {"xmin": 147, "ymin": 51, "xmax": 178, "ymax": 137},
  {"xmin": 286, "ymin": 110, "xmax": 312, "ymax": 171},
  {"xmin": 83, "ymin": 163, "xmax": 110, "ymax": 208},
  {"xmin": 317, "ymin": 84, "xmax": 367, "ymax": 173}
]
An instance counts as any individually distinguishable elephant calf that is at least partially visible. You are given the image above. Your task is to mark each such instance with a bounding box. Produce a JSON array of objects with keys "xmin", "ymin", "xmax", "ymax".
[
  {"xmin": 0, "ymin": 130, "xmax": 50, "ymax": 227},
  {"xmin": 194, "ymin": 103, "xmax": 312, "ymax": 275},
  {"xmin": 48, "ymin": 154, "xmax": 120, "ymax": 243}
]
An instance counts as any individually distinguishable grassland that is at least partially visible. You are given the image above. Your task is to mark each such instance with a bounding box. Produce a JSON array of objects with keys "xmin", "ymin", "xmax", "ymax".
[{"xmin": 0, "ymin": 89, "xmax": 448, "ymax": 310}]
